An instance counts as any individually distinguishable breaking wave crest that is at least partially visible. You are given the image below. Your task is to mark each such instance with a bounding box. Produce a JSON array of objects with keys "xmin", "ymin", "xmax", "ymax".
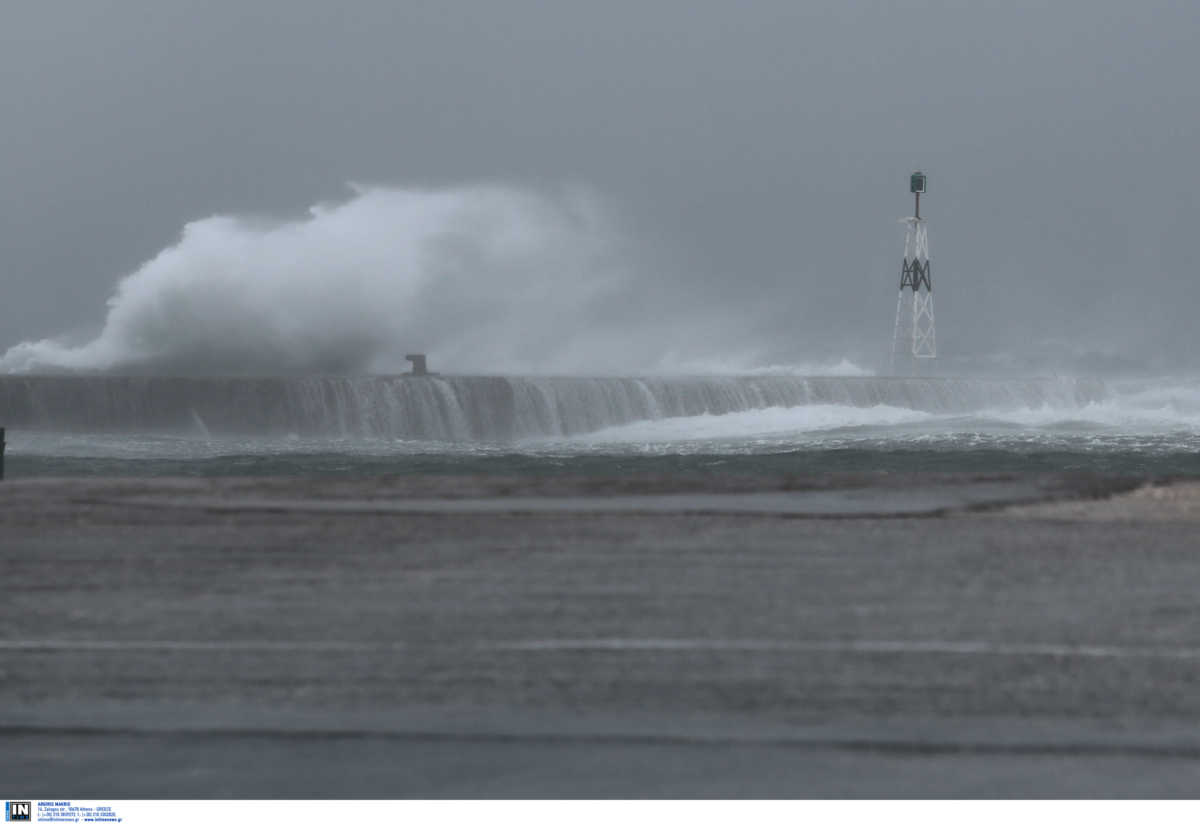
[
  {"xmin": 574, "ymin": 379, "xmax": 1200, "ymax": 445},
  {"xmin": 0, "ymin": 374, "xmax": 1108, "ymax": 440},
  {"xmin": 0, "ymin": 184, "xmax": 660, "ymax": 375},
  {"xmin": 577, "ymin": 403, "xmax": 930, "ymax": 442}
]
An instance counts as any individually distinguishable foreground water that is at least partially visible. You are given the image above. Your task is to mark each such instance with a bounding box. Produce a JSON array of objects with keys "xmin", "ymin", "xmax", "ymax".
[{"xmin": 7, "ymin": 375, "xmax": 1200, "ymax": 478}]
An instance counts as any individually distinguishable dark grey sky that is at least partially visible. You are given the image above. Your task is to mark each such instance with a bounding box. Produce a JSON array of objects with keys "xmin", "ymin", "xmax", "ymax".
[{"xmin": 2, "ymin": 0, "xmax": 1198, "ymax": 372}]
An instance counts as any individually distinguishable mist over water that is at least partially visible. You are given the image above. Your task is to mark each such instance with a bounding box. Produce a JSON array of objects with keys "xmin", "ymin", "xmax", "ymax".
[
  {"xmin": 3, "ymin": 184, "xmax": 786, "ymax": 376},
  {"xmin": 3, "ymin": 181, "xmax": 1198, "ymax": 480},
  {"xmin": 7, "ymin": 377, "xmax": 1200, "ymax": 479},
  {"xmin": 578, "ymin": 379, "xmax": 1200, "ymax": 444},
  {"xmin": 2, "ymin": 367, "xmax": 1198, "ymax": 478},
  {"xmin": 5, "ymin": 180, "xmax": 1180, "ymax": 381}
]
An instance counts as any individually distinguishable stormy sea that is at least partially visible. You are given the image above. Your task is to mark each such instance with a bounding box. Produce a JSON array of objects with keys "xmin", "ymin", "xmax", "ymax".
[
  {"xmin": 2, "ymin": 184, "xmax": 1192, "ymax": 481},
  {"xmin": 4, "ymin": 373, "xmax": 1199, "ymax": 478}
]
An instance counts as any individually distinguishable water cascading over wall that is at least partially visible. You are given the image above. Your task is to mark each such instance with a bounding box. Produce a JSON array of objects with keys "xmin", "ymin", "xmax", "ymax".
[{"xmin": 0, "ymin": 375, "xmax": 1108, "ymax": 441}]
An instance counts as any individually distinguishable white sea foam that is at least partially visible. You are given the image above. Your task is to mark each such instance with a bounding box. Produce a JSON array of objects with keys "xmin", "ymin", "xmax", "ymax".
[
  {"xmin": 976, "ymin": 403, "xmax": 1200, "ymax": 430},
  {"xmin": 573, "ymin": 380, "xmax": 1200, "ymax": 446},
  {"xmin": 578, "ymin": 403, "xmax": 933, "ymax": 443},
  {"xmin": 739, "ymin": 359, "xmax": 875, "ymax": 377},
  {"xmin": 649, "ymin": 355, "xmax": 875, "ymax": 377},
  {"xmin": 975, "ymin": 381, "xmax": 1200, "ymax": 430}
]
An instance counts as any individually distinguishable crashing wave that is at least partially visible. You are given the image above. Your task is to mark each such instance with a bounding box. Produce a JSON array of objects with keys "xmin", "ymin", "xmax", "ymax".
[{"xmin": 0, "ymin": 375, "xmax": 1108, "ymax": 441}]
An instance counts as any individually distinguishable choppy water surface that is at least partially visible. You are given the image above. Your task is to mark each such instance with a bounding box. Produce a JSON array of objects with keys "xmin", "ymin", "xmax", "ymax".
[{"xmin": 7, "ymin": 376, "xmax": 1200, "ymax": 478}]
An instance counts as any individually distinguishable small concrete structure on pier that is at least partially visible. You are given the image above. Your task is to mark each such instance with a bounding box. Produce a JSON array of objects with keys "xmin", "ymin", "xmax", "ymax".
[{"xmin": 405, "ymin": 354, "xmax": 433, "ymax": 376}]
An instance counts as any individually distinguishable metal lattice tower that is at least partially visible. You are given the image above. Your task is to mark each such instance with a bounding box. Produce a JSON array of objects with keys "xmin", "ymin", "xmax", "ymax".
[{"xmin": 891, "ymin": 170, "xmax": 936, "ymax": 374}]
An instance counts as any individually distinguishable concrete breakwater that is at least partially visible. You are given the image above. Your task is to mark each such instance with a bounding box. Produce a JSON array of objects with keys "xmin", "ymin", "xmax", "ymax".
[{"xmin": 0, "ymin": 375, "xmax": 1107, "ymax": 440}]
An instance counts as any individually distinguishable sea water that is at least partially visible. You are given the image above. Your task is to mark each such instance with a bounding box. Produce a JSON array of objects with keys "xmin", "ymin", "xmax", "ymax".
[{"xmin": 3, "ymin": 375, "xmax": 1199, "ymax": 478}]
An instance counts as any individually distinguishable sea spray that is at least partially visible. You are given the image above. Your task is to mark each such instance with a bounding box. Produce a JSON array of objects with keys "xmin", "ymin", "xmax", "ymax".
[
  {"xmin": 0, "ymin": 185, "xmax": 643, "ymax": 375},
  {"xmin": 0, "ymin": 375, "xmax": 1109, "ymax": 439}
]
